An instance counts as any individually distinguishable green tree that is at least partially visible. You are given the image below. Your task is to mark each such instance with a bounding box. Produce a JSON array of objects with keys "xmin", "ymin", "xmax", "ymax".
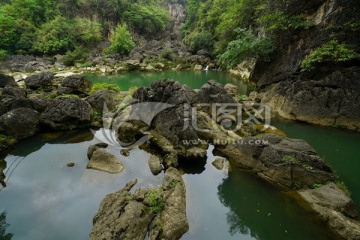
[
  {"xmin": 34, "ymin": 16, "xmax": 76, "ymax": 54},
  {"xmin": 0, "ymin": 212, "xmax": 12, "ymax": 240},
  {"xmin": 73, "ymin": 17, "xmax": 103, "ymax": 46},
  {"xmin": 107, "ymin": 24, "xmax": 135, "ymax": 55},
  {"xmin": 218, "ymin": 28, "xmax": 275, "ymax": 69}
]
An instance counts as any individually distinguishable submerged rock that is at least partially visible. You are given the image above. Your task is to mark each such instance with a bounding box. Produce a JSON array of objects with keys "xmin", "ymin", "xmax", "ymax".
[
  {"xmin": 87, "ymin": 148, "xmax": 124, "ymax": 174},
  {"xmin": 299, "ymin": 183, "xmax": 360, "ymax": 240},
  {"xmin": 91, "ymin": 168, "xmax": 188, "ymax": 240}
]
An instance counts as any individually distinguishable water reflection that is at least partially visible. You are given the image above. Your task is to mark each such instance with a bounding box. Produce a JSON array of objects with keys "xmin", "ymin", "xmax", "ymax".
[
  {"xmin": 0, "ymin": 212, "xmax": 13, "ymax": 240},
  {"xmin": 217, "ymin": 169, "xmax": 336, "ymax": 240},
  {"xmin": 0, "ymin": 161, "xmax": 6, "ymax": 188}
]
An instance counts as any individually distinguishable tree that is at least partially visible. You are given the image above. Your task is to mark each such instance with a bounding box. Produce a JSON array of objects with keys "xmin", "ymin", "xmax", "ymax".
[
  {"xmin": 107, "ymin": 24, "xmax": 135, "ymax": 55},
  {"xmin": 0, "ymin": 212, "xmax": 12, "ymax": 240}
]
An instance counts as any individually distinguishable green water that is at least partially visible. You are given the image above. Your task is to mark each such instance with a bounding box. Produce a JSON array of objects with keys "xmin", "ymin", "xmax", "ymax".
[
  {"xmin": 87, "ymin": 70, "xmax": 247, "ymax": 92},
  {"xmin": 0, "ymin": 71, "xmax": 358, "ymax": 239}
]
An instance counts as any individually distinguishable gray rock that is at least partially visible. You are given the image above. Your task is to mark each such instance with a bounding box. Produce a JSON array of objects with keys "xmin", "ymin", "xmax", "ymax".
[
  {"xmin": 87, "ymin": 148, "xmax": 124, "ymax": 174},
  {"xmin": 148, "ymin": 155, "xmax": 163, "ymax": 175},
  {"xmin": 40, "ymin": 98, "xmax": 93, "ymax": 130},
  {"xmin": 25, "ymin": 72, "xmax": 54, "ymax": 90},
  {"xmin": 215, "ymin": 134, "xmax": 336, "ymax": 189},
  {"xmin": 0, "ymin": 108, "xmax": 39, "ymax": 140},
  {"xmin": 194, "ymin": 65, "xmax": 203, "ymax": 71},
  {"xmin": 3, "ymin": 85, "xmax": 27, "ymax": 98},
  {"xmin": 87, "ymin": 143, "xmax": 108, "ymax": 159},
  {"xmin": 0, "ymin": 74, "xmax": 17, "ymax": 88},
  {"xmin": 120, "ymin": 149, "xmax": 130, "ymax": 157},
  {"xmin": 0, "ymin": 95, "xmax": 36, "ymax": 115},
  {"xmin": 224, "ymin": 83, "xmax": 238, "ymax": 98},
  {"xmin": 61, "ymin": 75, "xmax": 93, "ymax": 95},
  {"xmin": 299, "ymin": 183, "xmax": 360, "ymax": 240},
  {"xmin": 91, "ymin": 168, "xmax": 188, "ymax": 240},
  {"xmin": 85, "ymin": 90, "xmax": 116, "ymax": 113},
  {"xmin": 212, "ymin": 158, "xmax": 225, "ymax": 170},
  {"xmin": 197, "ymin": 80, "xmax": 237, "ymax": 105}
]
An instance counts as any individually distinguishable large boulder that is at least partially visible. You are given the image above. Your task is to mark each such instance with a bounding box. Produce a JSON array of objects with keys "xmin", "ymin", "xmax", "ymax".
[
  {"xmin": 0, "ymin": 74, "xmax": 17, "ymax": 88},
  {"xmin": 215, "ymin": 134, "xmax": 336, "ymax": 189},
  {"xmin": 197, "ymin": 80, "xmax": 237, "ymax": 104},
  {"xmin": 0, "ymin": 95, "xmax": 35, "ymax": 116},
  {"xmin": 85, "ymin": 90, "xmax": 116, "ymax": 113},
  {"xmin": 60, "ymin": 75, "xmax": 93, "ymax": 95},
  {"xmin": 87, "ymin": 143, "xmax": 108, "ymax": 159},
  {"xmin": 2, "ymin": 85, "xmax": 27, "ymax": 98},
  {"xmin": 25, "ymin": 72, "xmax": 54, "ymax": 90},
  {"xmin": 0, "ymin": 108, "xmax": 40, "ymax": 140},
  {"xmin": 40, "ymin": 98, "xmax": 93, "ymax": 130},
  {"xmin": 87, "ymin": 148, "xmax": 124, "ymax": 174},
  {"xmin": 299, "ymin": 183, "xmax": 360, "ymax": 240},
  {"xmin": 91, "ymin": 168, "xmax": 188, "ymax": 240}
]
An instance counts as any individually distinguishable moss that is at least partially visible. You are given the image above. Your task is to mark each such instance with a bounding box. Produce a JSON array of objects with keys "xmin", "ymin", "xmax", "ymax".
[
  {"xmin": 90, "ymin": 83, "xmax": 121, "ymax": 95},
  {"xmin": 312, "ymin": 183, "xmax": 323, "ymax": 189},
  {"xmin": 0, "ymin": 134, "xmax": 17, "ymax": 146},
  {"xmin": 281, "ymin": 155, "xmax": 299, "ymax": 164},
  {"xmin": 55, "ymin": 94, "xmax": 80, "ymax": 99},
  {"xmin": 147, "ymin": 189, "xmax": 165, "ymax": 214},
  {"xmin": 336, "ymin": 181, "xmax": 351, "ymax": 197}
]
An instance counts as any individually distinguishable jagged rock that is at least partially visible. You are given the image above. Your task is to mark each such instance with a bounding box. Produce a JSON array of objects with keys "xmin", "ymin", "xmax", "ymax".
[
  {"xmin": 87, "ymin": 148, "xmax": 124, "ymax": 174},
  {"xmin": 91, "ymin": 168, "xmax": 188, "ymax": 240},
  {"xmin": 0, "ymin": 74, "xmax": 17, "ymax": 87},
  {"xmin": 299, "ymin": 183, "xmax": 360, "ymax": 240},
  {"xmin": 87, "ymin": 143, "xmax": 108, "ymax": 159},
  {"xmin": 85, "ymin": 90, "xmax": 116, "ymax": 113},
  {"xmin": 60, "ymin": 75, "xmax": 93, "ymax": 95},
  {"xmin": 2, "ymin": 85, "xmax": 27, "ymax": 98},
  {"xmin": 212, "ymin": 158, "xmax": 225, "ymax": 170},
  {"xmin": 148, "ymin": 155, "xmax": 163, "ymax": 175},
  {"xmin": 197, "ymin": 80, "xmax": 237, "ymax": 105},
  {"xmin": 40, "ymin": 98, "xmax": 93, "ymax": 130},
  {"xmin": 215, "ymin": 134, "xmax": 336, "ymax": 189},
  {"xmin": 24, "ymin": 72, "xmax": 54, "ymax": 90},
  {"xmin": 149, "ymin": 168, "xmax": 189, "ymax": 240},
  {"xmin": 0, "ymin": 108, "xmax": 39, "ymax": 140}
]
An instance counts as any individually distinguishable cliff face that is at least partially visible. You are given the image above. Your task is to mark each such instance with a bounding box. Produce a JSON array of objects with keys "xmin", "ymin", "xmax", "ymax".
[{"xmin": 251, "ymin": 0, "xmax": 360, "ymax": 131}]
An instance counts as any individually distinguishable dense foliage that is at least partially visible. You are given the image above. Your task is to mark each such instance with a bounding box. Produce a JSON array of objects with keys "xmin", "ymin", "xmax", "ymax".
[
  {"xmin": 107, "ymin": 24, "xmax": 135, "ymax": 55},
  {"xmin": 0, "ymin": 0, "xmax": 169, "ymax": 60}
]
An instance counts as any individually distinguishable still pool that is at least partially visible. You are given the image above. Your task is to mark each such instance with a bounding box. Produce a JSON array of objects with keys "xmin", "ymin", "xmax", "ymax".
[{"xmin": 0, "ymin": 71, "xmax": 358, "ymax": 239}]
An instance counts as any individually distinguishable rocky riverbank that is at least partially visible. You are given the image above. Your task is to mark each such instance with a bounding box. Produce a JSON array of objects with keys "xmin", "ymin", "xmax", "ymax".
[{"xmin": 1, "ymin": 72, "xmax": 359, "ymax": 239}]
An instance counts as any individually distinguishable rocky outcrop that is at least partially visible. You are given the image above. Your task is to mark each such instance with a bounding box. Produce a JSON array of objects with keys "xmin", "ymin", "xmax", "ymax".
[
  {"xmin": 0, "ymin": 108, "xmax": 39, "ymax": 140},
  {"xmin": 299, "ymin": 183, "xmax": 360, "ymax": 240},
  {"xmin": 24, "ymin": 72, "xmax": 54, "ymax": 90},
  {"xmin": 251, "ymin": 0, "xmax": 360, "ymax": 131},
  {"xmin": 91, "ymin": 168, "xmax": 188, "ymax": 240},
  {"xmin": 87, "ymin": 148, "xmax": 124, "ymax": 174},
  {"xmin": 0, "ymin": 74, "xmax": 17, "ymax": 88},
  {"xmin": 3, "ymin": 85, "xmax": 27, "ymax": 98},
  {"xmin": 259, "ymin": 68, "xmax": 360, "ymax": 131},
  {"xmin": 40, "ymin": 98, "xmax": 93, "ymax": 130},
  {"xmin": 215, "ymin": 134, "xmax": 336, "ymax": 190},
  {"xmin": 59, "ymin": 75, "xmax": 93, "ymax": 95}
]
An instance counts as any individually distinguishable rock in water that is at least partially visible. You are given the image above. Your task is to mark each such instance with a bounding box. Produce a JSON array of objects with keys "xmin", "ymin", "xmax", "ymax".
[
  {"xmin": 91, "ymin": 168, "xmax": 188, "ymax": 240},
  {"xmin": 0, "ymin": 108, "xmax": 39, "ymax": 140},
  {"xmin": 148, "ymin": 155, "xmax": 163, "ymax": 175},
  {"xmin": 87, "ymin": 148, "xmax": 124, "ymax": 174},
  {"xmin": 120, "ymin": 149, "xmax": 130, "ymax": 157},
  {"xmin": 299, "ymin": 183, "xmax": 360, "ymax": 240},
  {"xmin": 212, "ymin": 158, "xmax": 225, "ymax": 170},
  {"xmin": 87, "ymin": 143, "xmax": 108, "ymax": 160},
  {"xmin": 40, "ymin": 98, "xmax": 93, "ymax": 130}
]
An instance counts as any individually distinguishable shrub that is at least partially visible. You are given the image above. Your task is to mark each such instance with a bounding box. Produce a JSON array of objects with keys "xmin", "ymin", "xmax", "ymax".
[
  {"xmin": 62, "ymin": 47, "xmax": 89, "ymax": 67},
  {"xmin": 301, "ymin": 40, "xmax": 357, "ymax": 71},
  {"xmin": 258, "ymin": 12, "xmax": 314, "ymax": 32},
  {"xmin": 148, "ymin": 189, "xmax": 165, "ymax": 214},
  {"xmin": 107, "ymin": 24, "xmax": 135, "ymax": 56},
  {"xmin": 160, "ymin": 48, "xmax": 175, "ymax": 61},
  {"xmin": 183, "ymin": 31, "xmax": 214, "ymax": 53},
  {"xmin": 218, "ymin": 28, "xmax": 275, "ymax": 69},
  {"xmin": 73, "ymin": 17, "xmax": 103, "ymax": 46},
  {"xmin": 90, "ymin": 83, "xmax": 121, "ymax": 94}
]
